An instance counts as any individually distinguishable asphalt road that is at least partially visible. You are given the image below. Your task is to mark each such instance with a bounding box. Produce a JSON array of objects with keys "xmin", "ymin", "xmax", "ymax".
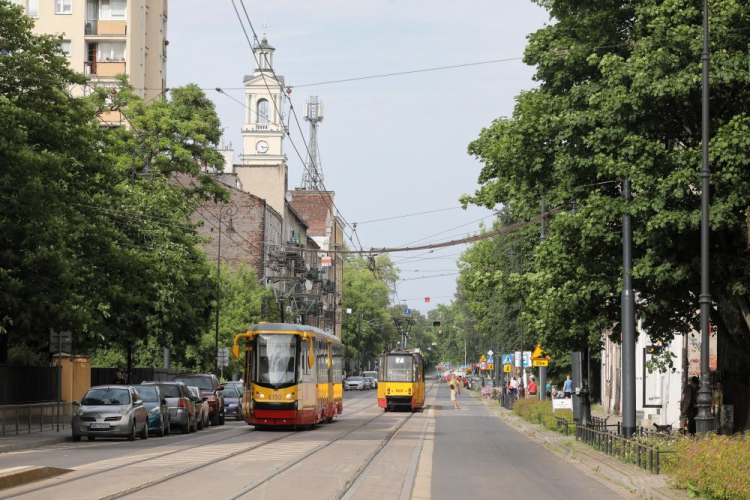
[{"xmin": 430, "ymin": 384, "xmax": 627, "ymax": 500}]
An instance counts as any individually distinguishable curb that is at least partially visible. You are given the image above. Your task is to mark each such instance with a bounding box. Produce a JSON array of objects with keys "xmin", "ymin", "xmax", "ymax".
[
  {"xmin": 482, "ymin": 399, "xmax": 689, "ymax": 500},
  {"xmin": 0, "ymin": 436, "xmax": 70, "ymax": 454},
  {"xmin": 0, "ymin": 465, "xmax": 71, "ymax": 490}
]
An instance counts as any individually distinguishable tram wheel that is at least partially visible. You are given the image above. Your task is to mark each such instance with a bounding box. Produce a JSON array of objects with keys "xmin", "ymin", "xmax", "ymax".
[{"xmin": 326, "ymin": 416, "xmax": 334, "ymax": 423}]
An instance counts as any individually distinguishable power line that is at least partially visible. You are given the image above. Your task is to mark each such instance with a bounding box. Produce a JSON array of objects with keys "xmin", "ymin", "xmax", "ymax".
[
  {"xmin": 400, "ymin": 213, "xmax": 497, "ymax": 247},
  {"xmin": 354, "ymin": 206, "xmax": 463, "ymax": 225},
  {"xmin": 398, "ymin": 273, "xmax": 460, "ymax": 282}
]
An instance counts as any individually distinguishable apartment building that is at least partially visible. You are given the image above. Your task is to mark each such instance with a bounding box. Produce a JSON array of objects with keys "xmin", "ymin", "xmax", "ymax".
[{"xmin": 14, "ymin": 0, "xmax": 167, "ymax": 105}]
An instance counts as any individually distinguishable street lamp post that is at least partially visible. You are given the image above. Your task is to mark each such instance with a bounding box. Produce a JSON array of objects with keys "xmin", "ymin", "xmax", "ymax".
[
  {"xmin": 695, "ymin": 0, "xmax": 715, "ymax": 435},
  {"xmin": 215, "ymin": 202, "xmax": 237, "ymax": 375}
]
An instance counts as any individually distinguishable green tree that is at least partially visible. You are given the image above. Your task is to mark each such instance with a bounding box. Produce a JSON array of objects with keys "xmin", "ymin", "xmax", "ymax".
[{"xmin": 463, "ymin": 0, "xmax": 750, "ymax": 367}]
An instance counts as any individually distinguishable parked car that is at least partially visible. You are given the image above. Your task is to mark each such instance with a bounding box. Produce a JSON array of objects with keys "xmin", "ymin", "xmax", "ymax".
[
  {"xmin": 345, "ymin": 376, "xmax": 365, "ymax": 391},
  {"xmin": 137, "ymin": 385, "xmax": 170, "ymax": 437},
  {"xmin": 224, "ymin": 381, "xmax": 243, "ymax": 394},
  {"xmin": 364, "ymin": 377, "xmax": 377, "ymax": 389},
  {"xmin": 142, "ymin": 381, "xmax": 196, "ymax": 434},
  {"xmin": 174, "ymin": 374, "xmax": 225, "ymax": 426},
  {"xmin": 188, "ymin": 386, "xmax": 209, "ymax": 430},
  {"xmin": 72, "ymin": 385, "xmax": 148, "ymax": 442},
  {"xmin": 222, "ymin": 386, "xmax": 243, "ymax": 421}
]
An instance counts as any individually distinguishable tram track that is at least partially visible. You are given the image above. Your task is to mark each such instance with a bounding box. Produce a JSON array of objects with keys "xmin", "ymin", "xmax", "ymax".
[{"xmin": 1, "ymin": 393, "xmax": 378, "ymax": 499}]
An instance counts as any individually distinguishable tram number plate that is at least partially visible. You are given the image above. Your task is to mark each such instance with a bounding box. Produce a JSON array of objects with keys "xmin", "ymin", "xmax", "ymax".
[{"xmin": 268, "ymin": 394, "xmax": 282, "ymax": 400}]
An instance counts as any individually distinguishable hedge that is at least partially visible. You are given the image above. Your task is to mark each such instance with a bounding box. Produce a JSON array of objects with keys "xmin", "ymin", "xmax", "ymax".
[{"xmin": 510, "ymin": 398, "xmax": 750, "ymax": 500}]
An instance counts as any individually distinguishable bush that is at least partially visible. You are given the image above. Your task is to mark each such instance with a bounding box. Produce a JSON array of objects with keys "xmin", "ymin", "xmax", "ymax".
[
  {"xmin": 512, "ymin": 397, "xmax": 573, "ymax": 433},
  {"xmin": 670, "ymin": 434, "xmax": 750, "ymax": 500}
]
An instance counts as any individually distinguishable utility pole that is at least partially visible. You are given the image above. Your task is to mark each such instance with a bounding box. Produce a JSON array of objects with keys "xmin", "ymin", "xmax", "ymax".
[
  {"xmin": 539, "ymin": 195, "xmax": 547, "ymax": 400},
  {"xmin": 621, "ymin": 180, "xmax": 636, "ymax": 437},
  {"xmin": 215, "ymin": 203, "xmax": 237, "ymax": 375},
  {"xmin": 357, "ymin": 313, "xmax": 362, "ymax": 375},
  {"xmin": 695, "ymin": 0, "xmax": 715, "ymax": 435}
]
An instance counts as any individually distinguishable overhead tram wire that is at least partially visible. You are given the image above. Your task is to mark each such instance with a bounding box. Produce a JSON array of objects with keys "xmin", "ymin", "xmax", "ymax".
[
  {"xmin": 231, "ymin": 0, "xmax": 363, "ymax": 253},
  {"xmin": 353, "ymin": 206, "xmax": 464, "ymax": 225}
]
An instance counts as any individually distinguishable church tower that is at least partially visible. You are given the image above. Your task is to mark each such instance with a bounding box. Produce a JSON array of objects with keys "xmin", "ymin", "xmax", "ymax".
[{"xmin": 236, "ymin": 32, "xmax": 288, "ymax": 216}]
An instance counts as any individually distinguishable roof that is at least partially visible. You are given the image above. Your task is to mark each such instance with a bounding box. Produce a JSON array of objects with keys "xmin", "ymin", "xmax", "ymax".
[{"xmin": 245, "ymin": 323, "xmax": 340, "ymax": 343}]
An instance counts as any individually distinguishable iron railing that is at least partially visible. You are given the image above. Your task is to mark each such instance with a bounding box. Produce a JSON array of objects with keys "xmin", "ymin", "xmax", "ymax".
[
  {"xmin": 575, "ymin": 424, "xmax": 675, "ymax": 474},
  {"xmin": 0, "ymin": 402, "xmax": 74, "ymax": 436}
]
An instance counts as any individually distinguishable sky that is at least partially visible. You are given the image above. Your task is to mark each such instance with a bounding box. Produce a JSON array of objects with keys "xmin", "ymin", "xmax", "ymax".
[{"xmin": 168, "ymin": 0, "xmax": 550, "ymax": 313}]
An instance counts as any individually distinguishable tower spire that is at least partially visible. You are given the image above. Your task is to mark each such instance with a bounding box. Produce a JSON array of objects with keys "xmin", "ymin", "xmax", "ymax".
[{"xmin": 300, "ymin": 96, "xmax": 325, "ymax": 190}]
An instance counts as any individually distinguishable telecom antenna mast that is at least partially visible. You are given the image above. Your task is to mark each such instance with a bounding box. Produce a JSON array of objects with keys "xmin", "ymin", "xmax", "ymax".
[{"xmin": 300, "ymin": 96, "xmax": 324, "ymax": 190}]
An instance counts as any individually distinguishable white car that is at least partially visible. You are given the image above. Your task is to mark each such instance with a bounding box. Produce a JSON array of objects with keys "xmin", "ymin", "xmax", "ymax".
[{"xmin": 345, "ymin": 377, "xmax": 365, "ymax": 391}]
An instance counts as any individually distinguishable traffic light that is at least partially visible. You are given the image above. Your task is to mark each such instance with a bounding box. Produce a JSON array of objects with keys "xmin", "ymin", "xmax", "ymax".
[{"xmin": 645, "ymin": 345, "xmax": 663, "ymax": 355}]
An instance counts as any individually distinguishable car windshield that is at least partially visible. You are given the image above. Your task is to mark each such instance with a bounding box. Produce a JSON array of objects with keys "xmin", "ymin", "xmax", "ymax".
[
  {"xmin": 153, "ymin": 384, "xmax": 181, "ymax": 398},
  {"xmin": 138, "ymin": 387, "xmax": 159, "ymax": 403},
  {"xmin": 386, "ymin": 355, "xmax": 413, "ymax": 382},
  {"xmin": 82, "ymin": 388, "xmax": 130, "ymax": 406},
  {"xmin": 256, "ymin": 334, "xmax": 297, "ymax": 388},
  {"xmin": 175, "ymin": 376, "xmax": 213, "ymax": 391},
  {"xmin": 223, "ymin": 387, "xmax": 239, "ymax": 398},
  {"xmin": 348, "ymin": 377, "xmax": 363, "ymax": 382}
]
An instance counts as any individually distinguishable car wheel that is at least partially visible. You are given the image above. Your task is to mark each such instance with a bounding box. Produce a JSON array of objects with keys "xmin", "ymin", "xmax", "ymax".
[
  {"xmin": 157, "ymin": 419, "xmax": 165, "ymax": 437},
  {"xmin": 192, "ymin": 415, "xmax": 198, "ymax": 433},
  {"xmin": 164, "ymin": 417, "xmax": 171, "ymax": 436},
  {"xmin": 181, "ymin": 419, "xmax": 190, "ymax": 434},
  {"xmin": 87, "ymin": 436, "xmax": 95, "ymax": 442},
  {"xmin": 197, "ymin": 415, "xmax": 203, "ymax": 430},
  {"xmin": 219, "ymin": 409, "xmax": 225, "ymax": 425},
  {"xmin": 139, "ymin": 421, "xmax": 148, "ymax": 440},
  {"xmin": 128, "ymin": 423, "xmax": 136, "ymax": 441},
  {"xmin": 72, "ymin": 434, "xmax": 81, "ymax": 442},
  {"xmin": 236, "ymin": 414, "xmax": 242, "ymax": 421},
  {"xmin": 210, "ymin": 411, "xmax": 220, "ymax": 426}
]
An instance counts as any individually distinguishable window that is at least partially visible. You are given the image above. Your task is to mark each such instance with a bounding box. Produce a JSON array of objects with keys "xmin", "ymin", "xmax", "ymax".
[
  {"xmin": 26, "ymin": 0, "xmax": 38, "ymax": 17},
  {"xmin": 257, "ymin": 99, "xmax": 269, "ymax": 125},
  {"xmin": 55, "ymin": 0, "xmax": 72, "ymax": 14},
  {"xmin": 97, "ymin": 41, "xmax": 126, "ymax": 61},
  {"xmin": 60, "ymin": 40, "xmax": 71, "ymax": 57},
  {"xmin": 386, "ymin": 355, "xmax": 413, "ymax": 382},
  {"xmin": 100, "ymin": 0, "xmax": 126, "ymax": 20}
]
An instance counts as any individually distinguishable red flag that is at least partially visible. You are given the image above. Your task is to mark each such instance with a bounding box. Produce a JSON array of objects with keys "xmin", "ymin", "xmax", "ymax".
[{"xmin": 424, "ymin": 296, "xmax": 431, "ymax": 303}]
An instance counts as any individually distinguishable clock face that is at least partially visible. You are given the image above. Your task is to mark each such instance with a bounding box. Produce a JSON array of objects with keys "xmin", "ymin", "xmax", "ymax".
[{"xmin": 256, "ymin": 140, "xmax": 269, "ymax": 154}]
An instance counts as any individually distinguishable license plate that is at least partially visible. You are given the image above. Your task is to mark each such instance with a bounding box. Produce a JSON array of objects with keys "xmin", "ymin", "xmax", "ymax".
[{"xmin": 89, "ymin": 423, "xmax": 110, "ymax": 429}]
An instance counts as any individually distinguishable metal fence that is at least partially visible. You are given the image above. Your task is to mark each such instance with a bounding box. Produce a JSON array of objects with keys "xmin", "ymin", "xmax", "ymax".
[
  {"xmin": 0, "ymin": 365, "xmax": 58, "ymax": 404},
  {"xmin": 575, "ymin": 424, "xmax": 675, "ymax": 474},
  {"xmin": 91, "ymin": 367, "xmax": 179, "ymax": 386},
  {"xmin": 0, "ymin": 402, "xmax": 74, "ymax": 436}
]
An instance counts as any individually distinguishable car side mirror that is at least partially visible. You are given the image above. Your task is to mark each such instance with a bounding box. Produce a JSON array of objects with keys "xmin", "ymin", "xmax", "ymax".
[
  {"xmin": 73, "ymin": 401, "xmax": 80, "ymax": 406},
  {"xmin": 161, "ymin": 399, "xmax": 167, "ymax": 405},
  {"xmin": 134, "ymin": 400, "xmax": 142, "ymax": 406},
  {"xmin": 217, "ymin": 385, "xmax": 224, "ymax": 391}
]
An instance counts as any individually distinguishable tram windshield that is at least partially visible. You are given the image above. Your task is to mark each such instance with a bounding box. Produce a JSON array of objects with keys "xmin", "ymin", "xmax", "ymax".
[
  {"xmin": 255, "ymin": 334, "xmax": 298, "ymax": 388},
  {"xmin": 386, "ymin": 355, "xmax": 413, "ymax": 382}
]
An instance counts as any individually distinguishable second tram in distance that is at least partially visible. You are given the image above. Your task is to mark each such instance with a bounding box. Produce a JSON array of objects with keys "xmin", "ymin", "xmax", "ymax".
[
  {"xmin": 377, "ymin": 348, "xmax": 426, "ymax": 411},
  {"xmin": 231, "ymin": 323, "xmax": 343, "ymax": 428}
]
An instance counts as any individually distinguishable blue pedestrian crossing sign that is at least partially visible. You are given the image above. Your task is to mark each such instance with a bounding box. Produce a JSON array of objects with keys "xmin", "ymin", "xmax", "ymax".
[
  {"xmin": 404, "ymin": 308, "xmax": 411, "ymax": 315},
  {"xmin": 502, "ymin": 354, "xmax": 514, "ymax": 365},
  {"xmin": 487, "ymin": 355, "xmax": 494, "ymax": 364}
]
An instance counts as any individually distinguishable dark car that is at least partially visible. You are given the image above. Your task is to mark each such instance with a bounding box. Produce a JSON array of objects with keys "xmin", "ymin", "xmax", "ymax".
[
  {"xmin": 222, "ymin": 386, "xmax": 243, "ymax": 421},
  {"xmin": 137, "ymin": 385, "xmax": 170, "ymax": 437},
  {"xmin": 142, "ymin": 381, "xmax": 196, "ymax": 434},
  {"xmin": 188, "ymin": 386, "xmax": 209, "ymax": 430},
  {"xmin": 174, "ymin": 374, "xmax": 225, "ymax": 426}
]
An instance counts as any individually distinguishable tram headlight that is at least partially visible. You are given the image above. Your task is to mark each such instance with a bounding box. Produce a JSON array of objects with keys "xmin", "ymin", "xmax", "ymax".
[{"xmin": 285, "ymin": 393, "xmax": 293, "ymax": 399}]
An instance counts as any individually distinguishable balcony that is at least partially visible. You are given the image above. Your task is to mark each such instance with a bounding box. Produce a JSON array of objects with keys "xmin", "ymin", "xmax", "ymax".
[
  {"xmin": 85, "ymin": 20, "xmax": 127, "ymax": 36},
  {"xmin": 85, "ymin": 61, "xmax": 126, "ymax": 78}
]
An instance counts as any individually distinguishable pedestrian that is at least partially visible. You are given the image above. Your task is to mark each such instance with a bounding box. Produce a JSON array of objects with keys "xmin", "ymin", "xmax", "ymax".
[
  {"xmin": 450, "ymin": 380, "xmax": 459, "ymax": 410},
  {"xmin": 113, "ymin": 370, "xmax": 125, "ymax": 385},
  {"xmin": 527, "ymin": 375, "xmax": 537, "ymax": 397},
  {"xmin": 712, "ymin": 381, "xmax": 724, "ymax": 434},
  {"xmin": 551, "ymin": 386, "xmax": 559, "ymax": 399},
  {"xmin": 680, "ymin": 376, "xmax": 699, "ymax": 435},
  {"xmin": 510, "ymin": 377, "xmax": 519, "ymax": 397},
  {"xmin": 563, "ymin": 375, "xmax": 573, "ymax": 398},
  {"xmin": 545, "ymin": 381, "xmax": 552, "ymax": 399}
]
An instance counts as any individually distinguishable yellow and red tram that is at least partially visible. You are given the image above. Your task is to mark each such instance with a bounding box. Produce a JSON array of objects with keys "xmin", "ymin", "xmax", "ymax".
[
  {"xmin": 231, "ymin": 323, "xmax": 343, "ymax": 428},
  {"xmin": 377, "ymin": 349, "xmax": 426, "ymax": 411}
]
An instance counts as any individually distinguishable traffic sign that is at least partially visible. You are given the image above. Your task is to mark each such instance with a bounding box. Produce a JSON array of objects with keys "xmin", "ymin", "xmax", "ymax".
[
  {"xmin": 532, "ymin": 359, "xmax": 549, "ymax": 367},
  {"xmin": 501, "ymin": 354, "xmax": 514, "ymax": 365},
  {"xmin": 480, "ymin": 354, "xmax": 487, "ymax": 363},
  {"xmin": 487, "ymin": 363, "xmax": 494, "ymax": 371},
  {"xmin": 515, "ymin": 351, "xmax": 532, "ymax": 368},
  {"xmin": 487, "ymin": 355, "xmax": 494, "ymax": 364},
  {"xmin": 49, "ymin": 329, "xmax": 72, "ymax": 354},
  {"xmin": 487, "ymin": 349, "xmax": 494, "ymax": 356},
  {"xmin": 217, "ymin": 347, "xmax": 230, "ymax": 367},
  {"xmin": 503, "ymin": 364, "xmax": 512, "ymax": 373},
  {"xmin": 404, "ymin": 308, "xmax": 411, "ymax": 315},
  {"xmin": 531, "ymin": 344, "xmax": 551, "ymax": 360},
  {"xmin": 480, "ymin": 361, "xmax": 487, "ymax": 370}
]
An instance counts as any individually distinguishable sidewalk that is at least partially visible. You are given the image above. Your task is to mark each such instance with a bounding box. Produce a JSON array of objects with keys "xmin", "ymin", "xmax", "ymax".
[
  {"xmin": 479, "ymin": 396, "xmax": 688, "ymax": 500},
  {"xmin": 0, "ymin": 428, "xmax": 70, "ymax": 454}
]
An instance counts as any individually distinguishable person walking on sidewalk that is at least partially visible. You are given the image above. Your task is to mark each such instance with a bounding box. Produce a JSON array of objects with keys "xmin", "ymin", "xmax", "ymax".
[
  {"xmin": 680, "ymin": 376, "xmax": 699, "ymax": 435},
  {"xmin": 450, "ymin": 380, "xmax": 460, "ymax": 410},
  {"xmin": 563, "ymin": 375, "xmax": 573, "ymax": 398},
  {"xmin": 527, "ymin": 376, "xmax": 537, "ymax": 397}
]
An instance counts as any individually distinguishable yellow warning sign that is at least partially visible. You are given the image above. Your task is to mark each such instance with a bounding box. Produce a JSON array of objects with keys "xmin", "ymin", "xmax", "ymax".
[
  {"xmin": 480, "ymin": 355, "xmax": 487, "ymax": 363},
  {"xmin": 531, "ymin": 344, "xmax": 551, "ymax": 361},
  {"xmin": 503, "ymin": 364, "xmax": 512, "ymax": 373},
  {"xmin": 532, "ymin": 359, "xmax": 549, "ymax": 367},
  {"xmin": 487, "ymin": 364, "xmax": 494, "ymax": 371}
]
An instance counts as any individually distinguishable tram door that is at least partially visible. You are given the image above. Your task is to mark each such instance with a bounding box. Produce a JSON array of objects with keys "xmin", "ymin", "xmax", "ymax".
[{"xmin": 327, "ymin": 343, "xmax": 334, "ymax": 415}]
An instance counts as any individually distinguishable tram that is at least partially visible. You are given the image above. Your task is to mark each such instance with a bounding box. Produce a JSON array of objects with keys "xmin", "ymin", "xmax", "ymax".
[
  {"xmin": 377, "ymin": 348, "xmax": 426, "ymax": 411},
  {"xmin": 231, "ymin": 323, "xmax": 343, "ymax": 428}
]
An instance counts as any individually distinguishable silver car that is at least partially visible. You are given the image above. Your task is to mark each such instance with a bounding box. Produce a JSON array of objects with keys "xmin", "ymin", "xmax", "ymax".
[
  {"xmin": 72, "ymin": 386, "xmax": 148, "ymax": 441},
  {"xmin": 345, "ymin": 376, "xmax": 365, "ymax": 391}
]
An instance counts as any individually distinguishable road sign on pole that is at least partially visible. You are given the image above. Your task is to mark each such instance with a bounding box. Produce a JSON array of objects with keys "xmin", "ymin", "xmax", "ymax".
[
  {"xmin": 532, "ymin": 359, "xmax": 549, "ymax": 367},
  {"xmin": 217, "ymin": 347, "xmax": 229, "ymax": 367},
  {"xmin": 49, "ymin": 329, "xmax": 72, "ymax": 354},
  {"xmin": 501, "ymin": 354, "xmax": 514, "ymax": 365},
  {"xmin": 503, "ymin": 364, "xmax": 512, "ymax": 373}
]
